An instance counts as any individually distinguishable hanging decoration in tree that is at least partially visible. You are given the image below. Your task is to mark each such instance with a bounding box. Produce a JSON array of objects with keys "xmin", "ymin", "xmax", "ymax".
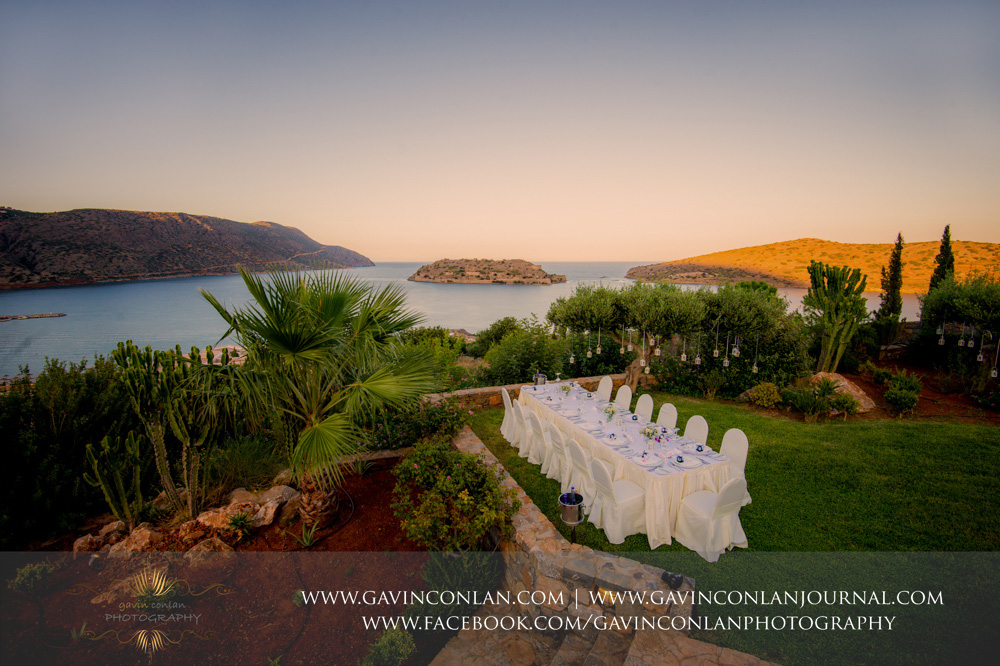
[
  {"xmin": 978, "ymin": 331, "xmax": 990, "ymax": 363},
  {"xmin": 596, "ymin": 327, "xmax": 602, "ymax": 355},
  {"xmin": 938, "ymin": 325, "xmax": 946, "ymax": 346},
  {"xmin": 732, "ymin": 335, "xmax": 740, "ymax": 358},
  {"xmin": 968, "ymin": 326, "xmax": 976, "ymax": 349},
  {"xmin": 627, "ymin": 328, "xmax": 634, "ymax": 352},
  {"xmin": 958, "ymin": 323, "xmax": 967, "ymax": 347},
  {"xmin": 752, "ymin": 333, "xmax": 760, "ymax": 374},
  {"xmin": 585, "ymin": 329, "xmax": 592, "ymax": 358},
  {"xmin": 694, "ymin": 332, "xmax": 702, "ymax": 366},
  {"xmin": 654, "ymin": 334, "xmax": 661, "ymax": 356},
  {"xmin": 993, "ymin": 333, "xmax": 999, "ymax": 378},
  {"xmin": 680, "ymin": 338, "xmax": 687, "ymax": 363},
  {"xmin": 639, "ymin": 331, "xmax": 646, "ymax": 367},
  {"xmin": 714, "ymin": 324, "xmax": 720, "ymax": 357},
  {"xmin": 723, "ymin": 332, "xmax": 731, "ymax": 367},
  {"xmin": 620, "ymin": 325, "xmax": 626, "ymax": 354},
  {"xmin": 936, "ymin": 324, "xmax": 944, "ymax": 335}
]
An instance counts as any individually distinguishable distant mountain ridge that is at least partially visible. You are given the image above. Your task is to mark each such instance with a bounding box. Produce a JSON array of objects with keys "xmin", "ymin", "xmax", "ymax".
[
  {"xmin": 0, "ymin": 207, "xmax": 374, "ymax": 288},
  {"xmin": 627, "ymin": 238, "xmax": 999, "ymax": 293}
]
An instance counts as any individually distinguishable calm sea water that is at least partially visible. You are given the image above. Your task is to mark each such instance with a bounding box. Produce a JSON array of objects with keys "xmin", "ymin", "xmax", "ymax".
[{"xmin": 0, "ymin": 262, "xmax": 921, "ymax": 377}]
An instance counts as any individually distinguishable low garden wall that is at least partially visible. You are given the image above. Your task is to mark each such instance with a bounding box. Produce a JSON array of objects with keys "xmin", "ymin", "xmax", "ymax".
[{"xmin": 424, "ymin": 374, "xmax": 629, "ymax": 410}]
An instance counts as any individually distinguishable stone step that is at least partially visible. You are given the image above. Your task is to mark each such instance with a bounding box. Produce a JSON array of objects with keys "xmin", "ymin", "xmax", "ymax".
[
  {"xmin": 582, "ymin": 630, "xmax": 633, "ymax": 666},
  {"xmin": 550, "ymin": 631, "xmax": 598, "ymax": 666}
]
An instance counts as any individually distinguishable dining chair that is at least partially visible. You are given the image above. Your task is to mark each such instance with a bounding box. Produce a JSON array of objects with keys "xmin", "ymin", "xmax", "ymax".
[
  {"xmin": 510, "ymin": 402, "xmax": 529, "ymax": 455},
  {"xmin": 673, "ymin": 477, "xmax": 748, "ymax": 562},
  {"xmin": 596, "ymin": 375, "xmax": 613, "ymax": 402},
  {"xmin": 656, "ymin": 403, "xmax": 678, "ymax": 430},
  {"xmin": 544, "ymin": 426, "xmax": 569, "ymax": 490},
  {"xmin": 588, "ymin": 459, "xmax": 646, "ymax": 544},
  {"xmin": 500, "ymin": 388, "xmax": 516, "ymax": 443},
  {"xmin": 523, "ymin": 411, "xmax": 548, "ymax": 466},
  {"xmin": 634, "ymin": 394, "xmax": 654, "ymax": 422},
  {"xmin": 720, "ymin": 428, "xmax": 752, "ymax": 505},
  {"xmin": 535, "ymin": 415, "xmax": 554, "ymax": 472},
  {"xmin": 684, "ymin": 414, "xmax": 709, "ymax": 446},
  {"xmin": 614, "ymin": 384, "xmax": 633, "ymax": 410},
  {"xmin": 565, "ymin": 438, "xmax": 595, "ymax": 510}
]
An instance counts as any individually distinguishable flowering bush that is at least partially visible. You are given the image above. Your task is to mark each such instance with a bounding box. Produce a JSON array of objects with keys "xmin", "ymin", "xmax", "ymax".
[
  {"xmin": 366, "ymin": 400, "xmax": 467, "ymax": 451},
  {"xmin": 393, "ymin": 436, "xmax": 520, "ymax": 551}
]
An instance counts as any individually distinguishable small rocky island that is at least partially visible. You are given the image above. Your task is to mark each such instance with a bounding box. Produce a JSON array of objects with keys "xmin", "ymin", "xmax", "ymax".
[{"xmin": 409, "ymin": 259, "xmax": 566, "ymax": 285}]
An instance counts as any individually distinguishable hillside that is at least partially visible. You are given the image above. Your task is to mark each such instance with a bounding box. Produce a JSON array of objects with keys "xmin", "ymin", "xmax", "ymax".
[
  {"xmin": 627, "ymin": 238, "xmax": 1000, "ymax": 293},
  {"xmin": 0, "ymin": 207, "xmax": 373, "ymax": 288},
  {"xmin": 409, "ymin": 259, "xmax": 566, "ymax": 284}
]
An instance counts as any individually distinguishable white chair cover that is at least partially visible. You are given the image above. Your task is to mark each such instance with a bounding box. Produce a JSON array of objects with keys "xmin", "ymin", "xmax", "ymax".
[
  {"xmin": 720, "ymin": 428, "xmax": 752, "ymax": 506},
  {"xmin": 544, "ymin": 427, "xmax": 569, "ymax": 491},
  {"xmin": 523, "ymin": 411, "xmax": 547, "ymax": 466},
  {"xmin": 684, "ymin": 414, "xmax": 709, "ymax": 446},
  {"xmin": 535, "ymin": 416, "xmax": 554, "ymax": 472},
  {"xmin": 596, "ymin": 376, "xmax": 613, "ymax": 402},
  {"xmin": 656, "ymin": 403, "xmax": 678, "ymax": 430},
  {"xmin": 510, "ymin": 402, "xmax": 529, "ymax": 455},
  {"xmin": 588, "ymin": 459, "xmax": 646, "ymax": 544},
  {"xmin": 565, "ymin": 439, "xmax": 595, "ymax": 511},
  {"xmin": 500, "ymin": 388, "xmax": 515, "ymax": 442},
  {"xmin": 614, "ymin": 384, "xmax": 633, "ymax": 410},
  {"xmin": 674, "ymin": 477, "xmax": 748, "ymax": 562},
  {"xmin": 634, "ymin": 394, "xmax": 654, "ymax": 422}
]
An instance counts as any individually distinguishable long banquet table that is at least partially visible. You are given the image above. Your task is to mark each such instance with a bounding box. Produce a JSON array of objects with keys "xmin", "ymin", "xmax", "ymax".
[{"xmin": 519, "ymin": 382, "xmax": 731, "ymax": 549}]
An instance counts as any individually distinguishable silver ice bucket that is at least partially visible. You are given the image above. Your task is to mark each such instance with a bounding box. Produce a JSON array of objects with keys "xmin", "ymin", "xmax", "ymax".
[
  {"xmin": 533, "ymin": 372, "xmax": 548, "ymax": 386},
  {"xmin": 558, "ymin": 491, "xmax": 585, "ymax": 526}
]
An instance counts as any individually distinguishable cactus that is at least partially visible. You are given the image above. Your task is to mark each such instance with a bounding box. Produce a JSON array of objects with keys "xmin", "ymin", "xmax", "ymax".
[
  {"xmin": 803, "ymin": 261, "xmax": 868, "ymax": 373},
  {"xmin": 84, "ymin": 432, "xmax": 146, "ymax": 530},
  {"xmin": 112, "ymin": 340, "xmax": 229, "ymax": 519}
]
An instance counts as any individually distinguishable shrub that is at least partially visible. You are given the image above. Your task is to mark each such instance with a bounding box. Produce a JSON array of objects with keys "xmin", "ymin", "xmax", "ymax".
[
  {"xmin": 367, "ymin": 400, "xmax": 467, "ymax": 451},
  {"xmin": 746, "ymin": 383, "xmax": 782, "ymax": 409},
  {"xmin": 858, "ymin": 360, "xmax": 877, "ymax": 380},
  {"xmin": 205, "ymin": 435, "xmax": 285, "ymax": 506},
  {"xmin": 781, "ymin": 385, "xmax": 832, "ymax": 423},
  {"xmin": 884, "ymin": 388, "xmax": 919, "ymax": 417},
  {"xmin": 889, "ymin": 370, "xmax": 923, "ymax": 394},
  {"xmin": 7, "ymin": 563, "xmax": 54, "ymax": 593},
  {"xmin": 698, "ymin": 370, "xmax": 727, "ymax": 401},
  {"xmin": 478, "ymin": 317, "xmax": 566, "ymax": 386},
  {"xmin": 468, "ymin": 316, "xmax": 520, "ymax": 357},
  {"xmin": 393, "ymin": 437, "xmax": 520, "ymax": 551},
  {"xmin": 360, "ymin": 629, "xmax": 415, "ymax": 666},
  {"xmin": 830, "ymin": 393, "xmax": 860, "ymax": 421},
  {"xmin": 872, "ymin": 368, "xmax": 893, "ymax": 385},
  {"xmin": 973, "ymin": 388, "xmax": 1000, "ymax": 412}
]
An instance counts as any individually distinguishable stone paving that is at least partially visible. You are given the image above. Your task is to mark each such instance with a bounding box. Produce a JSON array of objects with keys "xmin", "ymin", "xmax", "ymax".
[{"xmin": 432, "ymin": 427, "xmax": 778, "ymax": 666}]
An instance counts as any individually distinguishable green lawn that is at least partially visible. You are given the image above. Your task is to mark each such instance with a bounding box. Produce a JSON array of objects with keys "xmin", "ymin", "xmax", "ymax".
[{"xmin": 466, "ymin": 391, "xmax": 1000, "ymax": 666}]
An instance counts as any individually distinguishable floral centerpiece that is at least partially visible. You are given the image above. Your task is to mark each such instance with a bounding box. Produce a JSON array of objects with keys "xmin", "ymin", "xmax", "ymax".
[
  {"xmin": 561, "ymin": 384, "xmax": 573, "ymax": 396},
  {"xmin": 602, "ymin": 403, "xmax": 617, "ymax": 421},
  {"xmin": 639, "ymin": 424, "xmax": 659, "ymax": 440}
]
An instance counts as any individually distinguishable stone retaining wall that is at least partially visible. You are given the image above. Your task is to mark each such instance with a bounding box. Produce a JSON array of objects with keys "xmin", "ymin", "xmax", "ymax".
[
  {"xmin": 452, "ymin": 426, "xmax": 695, "ymax": 632},
  {"xmin": 425, "ymin": 374, "xmax": 630, "ymax": 410}
]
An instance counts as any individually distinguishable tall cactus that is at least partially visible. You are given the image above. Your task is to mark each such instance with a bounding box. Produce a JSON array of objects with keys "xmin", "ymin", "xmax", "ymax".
[
  {"xmin": 803, "ymin": 261, "xmax": 868, "ymax": 373},
  {"xmin": 84, "ymin": 432, "xmax": 146, "ymax": 530},
  {"xmin": 112, "ymin": 340, "xmax": 229, "ymax": 519}
]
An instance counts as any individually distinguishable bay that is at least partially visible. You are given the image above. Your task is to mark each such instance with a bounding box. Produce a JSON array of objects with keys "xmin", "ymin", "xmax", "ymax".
[{"xmin": 0, "ymin": 262, "xmax": 922, "ymax": 377}]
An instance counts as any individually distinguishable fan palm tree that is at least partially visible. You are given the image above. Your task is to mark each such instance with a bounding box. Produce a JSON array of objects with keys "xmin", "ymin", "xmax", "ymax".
[{"xmin": 201, "ymin": 267, "xmax": 436, "ymax": 525}]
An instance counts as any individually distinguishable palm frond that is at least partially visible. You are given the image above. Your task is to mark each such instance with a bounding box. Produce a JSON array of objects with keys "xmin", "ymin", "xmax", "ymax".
[{"xmin": 290, "ymin": 413, "xmax": 360, "ymax": 490}]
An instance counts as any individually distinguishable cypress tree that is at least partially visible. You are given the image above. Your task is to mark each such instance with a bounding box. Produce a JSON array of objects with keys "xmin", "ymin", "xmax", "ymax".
[
  {"xmin": 929, "ymin": 225, "xmax": 955, "ymax": 291},
  {"xmin": 878, "ymin": 232, "xmax": 904, "ymax": 319}
]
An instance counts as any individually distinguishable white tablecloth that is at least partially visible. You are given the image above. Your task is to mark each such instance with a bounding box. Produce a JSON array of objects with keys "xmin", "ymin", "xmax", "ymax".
[{"xmin": 519, "ymin": 382, "xmax": 731, "ymax": 549}]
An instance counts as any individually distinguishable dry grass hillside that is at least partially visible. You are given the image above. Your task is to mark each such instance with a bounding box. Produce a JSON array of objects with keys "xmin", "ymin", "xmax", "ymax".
[
  {"xmin": 627, "ymin": 238, "xmax": 1000, "ymax": 293},
  {"xmin": 0, "ymin": 207, "xmax": 374, "ymax": 288},
  {"xmin": 409, "ymin": 258, "xmax": 566, "ymax": 284}
]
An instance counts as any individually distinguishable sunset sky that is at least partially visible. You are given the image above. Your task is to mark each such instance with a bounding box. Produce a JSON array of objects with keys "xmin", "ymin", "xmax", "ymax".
[{"xmin": 2, "ymin": 1, "xmax": 998, "ymax": 262}]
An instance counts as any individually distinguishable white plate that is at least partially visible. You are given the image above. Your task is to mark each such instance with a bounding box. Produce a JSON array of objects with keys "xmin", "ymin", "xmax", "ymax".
[
  {"xmin": 632, "ymin": 455, "xmax": 661, "ymax": 468},
  {"xmin": 672, "ymin": 457, "xmax": 702, "ymax": 469},
  {"xmin": 580, "ymin": 421, "xmax": 603, "ymax": 432}
]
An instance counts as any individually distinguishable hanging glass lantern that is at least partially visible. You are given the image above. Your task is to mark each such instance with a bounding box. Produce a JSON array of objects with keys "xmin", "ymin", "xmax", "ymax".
[
  {"xmin": 938, "ymin": 336, "xmax": 945, "ymax": 346},
  {"xmin": 620, "ymin": 345, "xmax": 625, "ymax": 354},
  {"xmin": 569, "ymin": 353, "xmax": 575, "ymax": 365},
  {"xmin": 627, "ymin": 343, "xmax": 633, "ymax": 352},
  {"xmin": 680, "ymin": 352, "xmax": 687, "ymax": 362},
  {"xmin": 640, "ymin": 358, "xmax": 646, "ymax": 367},
  {"xmin": 596, "ymin": 328, "xmax": 602, "ymax": 355},
  {"xmin": 937, "ymin": 325, "xmax": 944, "ymax": 335},
  {"xmin": 732, "ymin": 345, "xmax": 740, "ymax": 358},
  {"xmin": 752, "ymin": 364, "xmax": 759, "ymax": 374},
  {"xmin": 723, "ymin": 358, "xmax": 730, "ymax": 367},
  {"xmin": 654, "ymin": 346, "xmax": 661, "ymax": 356},
  {"xmin": 977, "ymin": 352, "xmax": 985, "ymax": 362},
  {"xmin": 713, "ymin": 348, "xmax": 720, "ymax": 358},
  {"xmin": 694, "ymin": 355, "xmax": 701, "ymax": 365},
  {"xmin": 644, "ymin": 366, "xmax": 650, "ymax": 374},
  {"xmin": 587, "ymin": 349, "xmax": 592, "ymax": 358},
  {"xmin": 993, "ymin": 368, "xmax": 998, "ymax": 379},
  {"xmin": 958, "ymin": 337, "xmax": 965, "ymax": 347},
  {"xmin": 969, "ymin": 338, "xmax": 975, "ymax": 349},
  {"xmin": 596, "ymin": 345, "xmax": 602, "ymax": 355}
]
